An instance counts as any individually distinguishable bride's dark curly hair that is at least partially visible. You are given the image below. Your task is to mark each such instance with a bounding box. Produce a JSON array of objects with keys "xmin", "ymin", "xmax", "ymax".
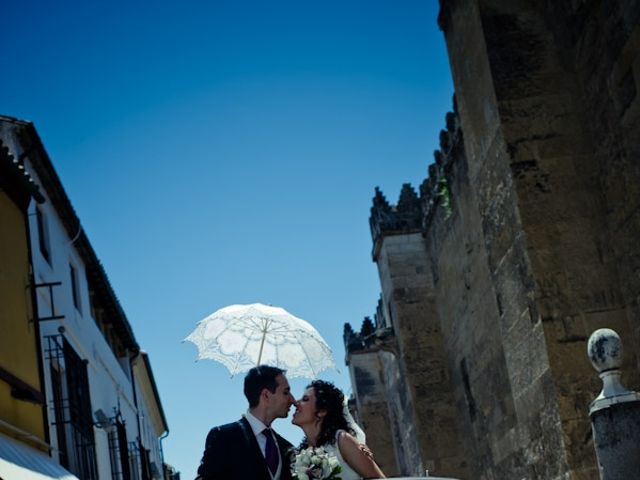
[{"xmin": 300, "ymin": 380, "xmax": 355, "ymax": 448}]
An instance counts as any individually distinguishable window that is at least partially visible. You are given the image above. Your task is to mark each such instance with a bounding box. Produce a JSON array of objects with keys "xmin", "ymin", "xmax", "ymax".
[
  {"xmin": 50, "ymin": 365, "xmax": 69, "ymax": 468},
  {"xmin": 45, "ymin": 335, "xmax": 98, "ymax": 480},
  {"xmin": 88, "ymin": 281, "xmax": 97, "ymax": 320},
  {"xmin": 108, "ymin": 415, "xmax": 140, "ymax": 480},
  {"xmin": 36, "ymin": 207, "xmax": 51, "ymax": 263},
  {"xmin": 70, "ymin": 264, "xmax": 81, "ymax": 312}
]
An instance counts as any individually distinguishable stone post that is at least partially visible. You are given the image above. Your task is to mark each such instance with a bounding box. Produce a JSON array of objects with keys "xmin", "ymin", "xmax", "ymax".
[{"xmin": 588, "ymin": 328, "xmax": 640, "ymax": 480}]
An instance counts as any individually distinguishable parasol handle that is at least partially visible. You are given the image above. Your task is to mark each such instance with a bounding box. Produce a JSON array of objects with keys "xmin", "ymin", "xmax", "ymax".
[{"xmin": 257, "ymin": 328, "xmax": 267, "ymax": 365}]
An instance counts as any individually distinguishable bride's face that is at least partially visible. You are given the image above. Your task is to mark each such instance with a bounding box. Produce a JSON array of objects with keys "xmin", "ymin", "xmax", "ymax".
[{"xmin": 292, "ymin": 387, "xmax": 319, "ymax": 427}]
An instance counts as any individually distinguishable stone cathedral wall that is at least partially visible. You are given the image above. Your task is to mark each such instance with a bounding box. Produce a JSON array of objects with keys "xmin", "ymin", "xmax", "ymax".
[
  {"xmin": 345, "ymin": 1, "xmax": 640, "ymax": 478},
  {"xmin": 439, "ymin": 0, "xmax": 640, "ymax": 477}
]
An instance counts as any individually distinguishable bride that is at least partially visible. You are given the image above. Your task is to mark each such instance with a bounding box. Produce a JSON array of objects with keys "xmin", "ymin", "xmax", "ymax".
[{"xmin": 292, "ymin": 380, "xmax": 386, "ymax": 479}]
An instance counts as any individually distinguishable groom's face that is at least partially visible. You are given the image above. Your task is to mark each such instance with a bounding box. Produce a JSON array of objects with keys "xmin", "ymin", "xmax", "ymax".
[{"xmin": 268, "ymin": 374, "xmax": 296, "ymax": 419}]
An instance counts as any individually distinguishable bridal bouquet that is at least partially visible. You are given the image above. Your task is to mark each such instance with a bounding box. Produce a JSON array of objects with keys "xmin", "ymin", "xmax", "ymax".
[{"xmin": 291, "ymin": 446, "xmax": 342, "ymax": 480}]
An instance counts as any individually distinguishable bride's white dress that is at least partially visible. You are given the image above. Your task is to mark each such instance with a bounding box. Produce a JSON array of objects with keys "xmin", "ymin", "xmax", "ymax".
[{"xmin": 322, "ymin": 430, "xmax": 361, "ymax": 480}]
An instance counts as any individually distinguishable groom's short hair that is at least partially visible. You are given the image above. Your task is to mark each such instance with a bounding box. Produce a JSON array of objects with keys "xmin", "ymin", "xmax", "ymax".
[{"xmin": 244, "ymin": 365, "xmax": 286, "ymax": 407}]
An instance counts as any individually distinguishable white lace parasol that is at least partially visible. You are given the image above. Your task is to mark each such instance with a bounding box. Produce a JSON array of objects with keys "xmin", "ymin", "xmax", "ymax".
[{"xmin": 184, "ymin": 303, "xmax": 337, "ymax": 378}]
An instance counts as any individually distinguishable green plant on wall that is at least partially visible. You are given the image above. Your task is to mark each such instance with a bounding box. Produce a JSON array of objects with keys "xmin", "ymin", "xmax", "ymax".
[{"xmin": 437, "ymin": 177, "xmax": 453, "ymax": 218}]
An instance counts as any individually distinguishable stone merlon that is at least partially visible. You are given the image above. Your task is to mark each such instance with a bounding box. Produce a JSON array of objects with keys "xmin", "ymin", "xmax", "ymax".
[
  {"xmin": 344, "ymin": 315, "xmax": 397, "ymax": 360},
  {"xmin": 369, "ymin": 184, "xmax": 422, "ymax": 261}
]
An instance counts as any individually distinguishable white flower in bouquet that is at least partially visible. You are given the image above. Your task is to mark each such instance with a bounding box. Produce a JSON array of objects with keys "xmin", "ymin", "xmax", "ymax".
[{"xmin": 291, "ymin": 446, "xmax": 342, "ymax": 480}]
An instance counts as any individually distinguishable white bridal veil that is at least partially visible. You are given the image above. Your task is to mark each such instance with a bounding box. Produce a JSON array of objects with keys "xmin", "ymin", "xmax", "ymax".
[{"xmin": 343, "ymin": 398, "xmax": 367, "ymax": 443}]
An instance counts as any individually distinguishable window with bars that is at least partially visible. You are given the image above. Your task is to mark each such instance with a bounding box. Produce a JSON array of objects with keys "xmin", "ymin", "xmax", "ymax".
[
  {"xmin": 129, "ymin": 441, "xmax": 143, "ymax": 480},
  {"xmin": 107, "ymin": 415, "xmax": 142, "ymax": 480},
  {"xmin": 50, "ymin": 365, "xmax": 69, "ymax": 468},
  {"xmin": 69, "ymin": 263, "xmax": 82, "ymax": 313},
  {"xmin": 45, "ymin": 335, "xmax": 98, "ymax": 480},
  {"xmin": 138, "ymin": 440, "xmax": 153, "ymax": 480}
]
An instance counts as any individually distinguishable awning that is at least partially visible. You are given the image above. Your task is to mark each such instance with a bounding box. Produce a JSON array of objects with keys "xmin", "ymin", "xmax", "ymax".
[{"xmin": 0, "ymin": 433, "xmax": 79, "ymax": 480}]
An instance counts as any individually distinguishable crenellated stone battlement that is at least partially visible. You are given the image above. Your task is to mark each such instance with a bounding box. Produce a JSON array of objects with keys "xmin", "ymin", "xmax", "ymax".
[
  {"xmin": 420, "ymin": 99, "xmax": 464, "ymax": 231},
  {"xmin": 344, "ymin": 299, "xmax": 396, "ymax": 357},
  {"xmin": 369, "ymin": 184, "xmax": 422, "ymax": 261},
  {"xmin": 369, "ymin": 99, "xmax": 465, "ymax": 262}
]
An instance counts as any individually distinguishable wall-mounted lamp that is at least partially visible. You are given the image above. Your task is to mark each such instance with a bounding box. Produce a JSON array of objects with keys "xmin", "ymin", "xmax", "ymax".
[{"xmin": 94, "ymin": 409, "xmax": 113, "ymax": 431}]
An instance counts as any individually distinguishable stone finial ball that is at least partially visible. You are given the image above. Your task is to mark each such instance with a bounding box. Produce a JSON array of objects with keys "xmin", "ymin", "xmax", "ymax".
[{"xmin": 588, "ymin": 328, "xmax": 623, "ymax": 373}]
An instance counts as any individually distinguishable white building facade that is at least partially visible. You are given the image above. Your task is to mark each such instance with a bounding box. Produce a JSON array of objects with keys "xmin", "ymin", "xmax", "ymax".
[{"xmin": 0, "ymin": 116, "xmax": 172, "ymax": 480}]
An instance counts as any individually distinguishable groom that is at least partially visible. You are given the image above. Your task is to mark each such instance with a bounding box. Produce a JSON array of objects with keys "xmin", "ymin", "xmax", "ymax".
[{"xmin": 196, "ymin": 365, "xmax": 296, "ymax": 480}]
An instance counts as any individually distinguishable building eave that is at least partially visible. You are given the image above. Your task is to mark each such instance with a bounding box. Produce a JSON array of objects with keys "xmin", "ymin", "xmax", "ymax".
[
  {"xmin": 0, "ymin": 137, "xmax": 44, "ymax": 206},
  {"xmin": 141, "ymin": 352, "xmax": 169, "ymax": 434}
]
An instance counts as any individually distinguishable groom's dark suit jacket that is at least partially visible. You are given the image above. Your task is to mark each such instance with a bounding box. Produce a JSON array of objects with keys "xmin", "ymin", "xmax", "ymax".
[{"xmin": 196, "ymin": 417, "xmax": 293, "ymax": 480}]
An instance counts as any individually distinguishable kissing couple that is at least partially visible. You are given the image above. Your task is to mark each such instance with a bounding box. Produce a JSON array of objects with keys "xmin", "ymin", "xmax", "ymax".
[{"xmin": 196, "ymin": 365, "xmax": 386, "ymax": 480}]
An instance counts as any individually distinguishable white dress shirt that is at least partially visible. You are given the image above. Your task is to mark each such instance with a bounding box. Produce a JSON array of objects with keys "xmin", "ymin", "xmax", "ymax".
[{"xmin": 244, "ymin": 410, "xmax": 282, "ymax": 480}]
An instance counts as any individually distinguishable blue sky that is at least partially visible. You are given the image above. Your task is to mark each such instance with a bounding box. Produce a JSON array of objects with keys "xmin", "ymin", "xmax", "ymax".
[{"xmin": 2, "ymin": 1, "xmax": 453, "ymax": 477}]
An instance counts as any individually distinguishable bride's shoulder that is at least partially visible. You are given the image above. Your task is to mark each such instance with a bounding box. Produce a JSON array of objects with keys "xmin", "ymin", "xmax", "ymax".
[{"xmin": 335, "ymin": 429, "xmax": 359, "ymax": 446}]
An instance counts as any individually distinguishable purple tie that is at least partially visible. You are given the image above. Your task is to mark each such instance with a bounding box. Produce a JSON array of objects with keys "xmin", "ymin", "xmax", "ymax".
[{"xmin": 263, "ymin": 428, "xmax": 279, "ymax": 475}]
